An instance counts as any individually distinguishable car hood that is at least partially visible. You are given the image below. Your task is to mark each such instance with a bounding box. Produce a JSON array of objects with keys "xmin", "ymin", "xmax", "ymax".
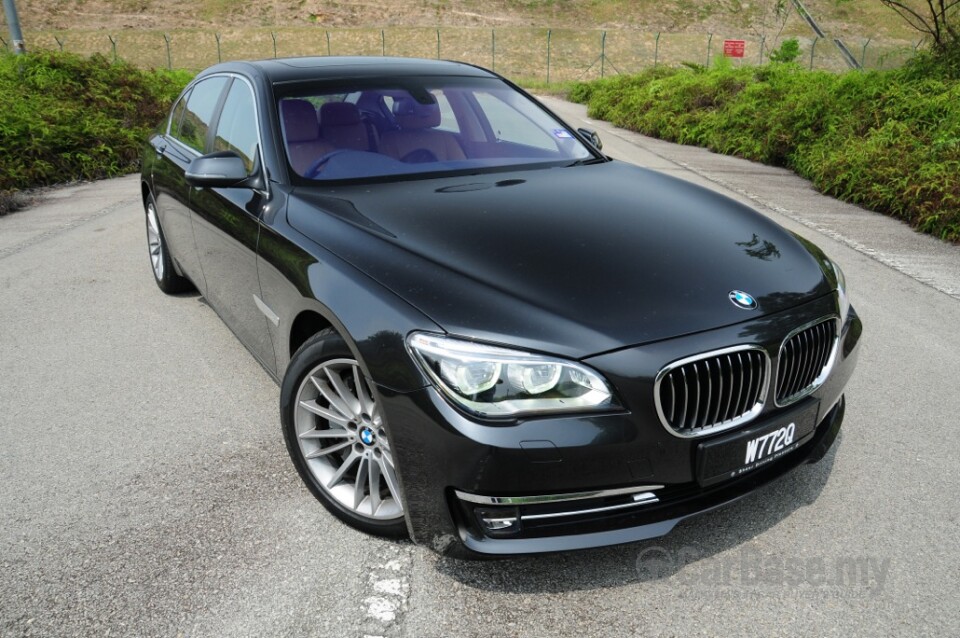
[{"xmin": 287, "ymin": 161, "xmax": 835, "ymax": 359}]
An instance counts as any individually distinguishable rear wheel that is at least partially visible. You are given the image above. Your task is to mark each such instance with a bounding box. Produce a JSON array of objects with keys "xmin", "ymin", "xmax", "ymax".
[
  {"xmin": 281, "ymin": 329, "xmax": 407, "ymax": 537},
  {"xmin": 145, "ymin": 194, "xmax": 192, "ymax": 294}
]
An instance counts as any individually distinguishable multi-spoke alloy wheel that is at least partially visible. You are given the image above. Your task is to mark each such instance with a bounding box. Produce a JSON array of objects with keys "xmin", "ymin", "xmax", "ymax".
[
  {"xmin": 143, "ymin": 193, "xmax": 192, "ymax": 294},
  {"xmin": 282, "ymin": 330, "xmax": 407, "ymax": 536},
  {"xmin": 146, "ymin": 201, "xmax": 165, "ymax": 281}
]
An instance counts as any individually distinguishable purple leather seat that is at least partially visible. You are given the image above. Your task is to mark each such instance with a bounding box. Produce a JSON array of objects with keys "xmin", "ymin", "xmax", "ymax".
[
  {"xmin": 280, "ymin": 99, "xmax": 334, "ymax": 176},
  {"xmin": 320, "ymin": 102, "xmax": 376, "ymax": 152},
  {"xmin": 379, "ymin": 97, "xmax": 465, "ymax": 162}
]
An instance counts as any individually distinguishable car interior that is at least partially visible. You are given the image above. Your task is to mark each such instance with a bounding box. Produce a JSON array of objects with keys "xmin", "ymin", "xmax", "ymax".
[{"xmin": 277, "ymin": 83, "xmax": 592, "ymax": 180}]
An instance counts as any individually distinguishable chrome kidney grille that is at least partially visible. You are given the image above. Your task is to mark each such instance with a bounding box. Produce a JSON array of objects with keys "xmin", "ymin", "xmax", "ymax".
[
  {"xmin": 655, "ymin": 346, "xmax": 770, "ymax": 438},
  {"xmin": 775, "ymin": 317, "xmax": 838, "ymax": 406}
]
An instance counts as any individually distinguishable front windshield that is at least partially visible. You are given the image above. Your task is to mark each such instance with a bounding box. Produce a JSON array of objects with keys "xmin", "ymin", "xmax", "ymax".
[{"xmin": 276, "ymin": 76, "xmax": 593, "ymax": 181}]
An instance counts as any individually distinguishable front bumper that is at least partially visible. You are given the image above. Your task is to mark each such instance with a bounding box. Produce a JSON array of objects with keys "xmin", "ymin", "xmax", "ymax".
[
  {"xmin": 451, "ymin": 396, "xmax": 844, "ymax": 555},
  {"xmin": 379, "ymin": 297, "xmax": 861, "ymax": 557}
]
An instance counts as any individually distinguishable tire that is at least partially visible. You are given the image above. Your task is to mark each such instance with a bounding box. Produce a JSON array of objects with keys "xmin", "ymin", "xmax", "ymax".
[
  {"xmin": 144, "ymin": 193, "xmax": 193, "ymax": 294},
  {"xmin": 281, "ymin": 329, "xmax": 408, "ymax": 537}
]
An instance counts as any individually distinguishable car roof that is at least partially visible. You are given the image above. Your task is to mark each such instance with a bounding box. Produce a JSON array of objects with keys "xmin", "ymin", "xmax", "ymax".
[{"xmin": 196, "ymin": 56, "xmax": 499, "ymax": 84}]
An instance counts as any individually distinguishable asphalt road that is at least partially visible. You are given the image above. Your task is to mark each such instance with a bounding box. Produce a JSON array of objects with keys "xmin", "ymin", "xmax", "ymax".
[{"xmin": 2, "ymin": 99, "xmax": 959, "ymax": 638}]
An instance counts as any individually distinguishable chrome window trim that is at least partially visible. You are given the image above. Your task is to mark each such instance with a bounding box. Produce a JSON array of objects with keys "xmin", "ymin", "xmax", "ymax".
[
  {"xmin": 653, "ymin": 344, "xmax": 771, "ymax": 439},
  {"xmin": 773, "ymin": 315, "xmax": 840, "ymax": 408},
  {"xmin": 454, "ymin": 484, "xmax": 664, "ymax": 506}
]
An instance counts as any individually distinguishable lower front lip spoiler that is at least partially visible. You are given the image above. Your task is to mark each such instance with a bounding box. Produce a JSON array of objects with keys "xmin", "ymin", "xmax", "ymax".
[{"xmin": 454, "ymin": 397, "xmax": 846, "ymax": 556}]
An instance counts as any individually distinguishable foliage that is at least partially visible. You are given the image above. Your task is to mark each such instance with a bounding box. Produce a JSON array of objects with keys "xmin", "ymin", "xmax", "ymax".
[
  {"xmin": 879, "ymin": 0, "xmax": 959, "ymax": 51},
  {"xmin": 768, "ymin": 37, "xmax": 802, "ymax": 63},
  {"xmin": 568, "ymin": 62, "xmax": 960, "ymax": 242},
  {"xmin": 899, "ymin": 39, "xmax": 960, "ymax": 79},
  {"xmin": 0, "ymin": 50, "xmax": 193, "ymax": 212}
]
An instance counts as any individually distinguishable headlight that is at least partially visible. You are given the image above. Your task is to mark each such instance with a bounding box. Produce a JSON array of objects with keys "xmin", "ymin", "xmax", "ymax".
[
  {"xmin": 407, "ymin": 332, "xmax": 620, "ymax": 418},
  {"xmin": 831, "ymin": 260, "xmax": 850, "ymax": 324}
]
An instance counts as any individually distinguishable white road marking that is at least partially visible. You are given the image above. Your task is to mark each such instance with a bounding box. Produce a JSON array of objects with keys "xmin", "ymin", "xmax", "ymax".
[
  {"xmin": 363, "ymin": 596, "xmax": 398, "ymax": 622},
  {"xmin": 358, "ymin": 543, "xmax": 412, "ymax": 637}
]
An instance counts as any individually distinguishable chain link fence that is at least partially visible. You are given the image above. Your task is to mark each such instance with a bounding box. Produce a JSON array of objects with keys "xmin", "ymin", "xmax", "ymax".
[{"xmin": 11, "ymin": 27, "xmax": 921, "ymax": 80}]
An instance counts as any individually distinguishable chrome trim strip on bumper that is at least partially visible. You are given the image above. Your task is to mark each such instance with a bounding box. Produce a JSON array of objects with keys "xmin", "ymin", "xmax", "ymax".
[
  {"xmin": 455, "ymin": 484, "xmax": 664, "ymax": 506},
  {"xmin": 520, "ymin": 492, "xmax": 660, "ymax": 521}
]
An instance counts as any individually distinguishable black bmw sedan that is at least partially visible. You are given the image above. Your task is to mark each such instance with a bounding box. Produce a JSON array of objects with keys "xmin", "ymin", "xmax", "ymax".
[{"xmin": 140, "ymin": 56, "xmax": 861, "ymax": 556}]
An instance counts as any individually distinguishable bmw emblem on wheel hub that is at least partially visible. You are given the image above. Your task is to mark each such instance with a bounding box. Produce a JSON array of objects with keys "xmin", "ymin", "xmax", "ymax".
[
  {"xmin": 728, "ymin": 290, "xmax": 758, "ymax": 310},
  {"xmin": 359, "ymin": 426, "xmax": 376, "ymax": 446}
]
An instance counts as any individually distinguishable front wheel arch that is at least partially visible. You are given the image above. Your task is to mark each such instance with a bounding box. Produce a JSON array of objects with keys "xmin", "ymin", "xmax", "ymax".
[
  {"xmin": 281, "ymin": 328, "xmax": 409, "ymax": 537},
  {"xmin": 289, "ymin": 310, "xmax": 333, "ymax": 360}
]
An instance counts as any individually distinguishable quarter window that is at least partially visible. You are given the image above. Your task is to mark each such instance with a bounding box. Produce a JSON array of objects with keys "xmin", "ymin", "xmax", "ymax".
[
  {"xmin": 432, "ymin": 91, "xmax": 460, "ymax": 133},
  {"xmin": 169, "ymin": 89, "xmax": 190, "ymax": 137},
  {"xmin": 177, "ymin": 76, "xmax": 229, "ymax": 154},
  {"xmin": 214, "ymin": 81, "xmax": 259, "ymax": 173},
  {"xmin": 474, "ymin": 91, "xmax": 558, "ymax": 151}
]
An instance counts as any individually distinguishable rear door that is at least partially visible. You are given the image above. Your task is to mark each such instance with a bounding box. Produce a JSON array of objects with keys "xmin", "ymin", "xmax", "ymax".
[{"xmin": 189, "ymin": 77, "xmax": 277, "ymax": 373}]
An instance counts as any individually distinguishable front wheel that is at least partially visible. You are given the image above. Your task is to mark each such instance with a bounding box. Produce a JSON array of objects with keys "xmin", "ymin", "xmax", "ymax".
[{"xmin": 281, "ymin": 329, "xmax": 407, "ymax": 537}]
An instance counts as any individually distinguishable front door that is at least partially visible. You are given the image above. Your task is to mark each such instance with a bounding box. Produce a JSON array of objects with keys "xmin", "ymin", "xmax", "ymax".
[{"xmin": 189, "ymin": 78, "xmax": 277, "ymax": 374}]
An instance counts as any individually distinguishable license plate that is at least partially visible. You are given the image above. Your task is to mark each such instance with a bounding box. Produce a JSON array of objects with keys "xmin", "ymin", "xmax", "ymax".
[{"xmin": 696, "ymin": 401, "xmax": 819, "ymax": 486}]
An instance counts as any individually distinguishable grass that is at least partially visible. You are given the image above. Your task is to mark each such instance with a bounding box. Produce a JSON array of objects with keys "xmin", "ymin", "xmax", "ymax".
[
  {"xmin": 0, "ymin": 51, "xmax": 192, "ymax": 214},
  {"xmin": 568, "ymin": 53, "xmax": 960, "ymax": 242}
]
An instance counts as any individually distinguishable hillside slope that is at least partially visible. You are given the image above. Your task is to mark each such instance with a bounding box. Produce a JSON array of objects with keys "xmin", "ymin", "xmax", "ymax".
[{"xmin": 10, "ymin": 0, "xmax": 916, "ymax": 41}]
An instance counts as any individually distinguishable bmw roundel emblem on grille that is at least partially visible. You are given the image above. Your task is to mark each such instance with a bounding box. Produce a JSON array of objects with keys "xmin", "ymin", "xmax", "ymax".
[{"xmin": 729, "ymin": 290, "xmax": 758, "ymax": 310}]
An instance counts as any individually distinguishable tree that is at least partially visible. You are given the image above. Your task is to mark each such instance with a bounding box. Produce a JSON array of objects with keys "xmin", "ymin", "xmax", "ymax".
[
  {"xmin": 750, "ymin": 0, "xmax": 794, "ymax": 55},
  {"xmin": 880, "ymin": 0, "xmax": 959, "ymax": 50}
]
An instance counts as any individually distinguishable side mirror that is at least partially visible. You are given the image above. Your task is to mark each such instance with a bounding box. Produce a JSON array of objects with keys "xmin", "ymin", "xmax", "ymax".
[
  {"xmin": 185, "ymin": 151, "xmax": 252, "ymax": 188},
  {"xmin": 577, "ymin": 127, "xmax": 603, "ymax": 151}
]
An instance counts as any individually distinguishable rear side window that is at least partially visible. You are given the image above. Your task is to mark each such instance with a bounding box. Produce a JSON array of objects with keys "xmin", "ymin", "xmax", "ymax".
[
  {"xmin": 177, "ymin": 76, "xmax": 229, "ymax": 154},
  {"xmin": 214, "ymin": 80, "xmax": 259, "ymax": 173}
]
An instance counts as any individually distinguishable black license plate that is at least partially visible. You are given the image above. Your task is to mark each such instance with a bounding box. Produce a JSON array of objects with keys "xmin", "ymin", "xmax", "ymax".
[{"xmin": 696, "ymin": 400, "xmax": 820, "ymax": 487}]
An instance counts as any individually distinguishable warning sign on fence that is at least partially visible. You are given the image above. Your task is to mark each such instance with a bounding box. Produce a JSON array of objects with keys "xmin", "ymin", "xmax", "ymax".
[{"xmin": 723, "ymin": 40, "xmax": 746, "ymax": 58}]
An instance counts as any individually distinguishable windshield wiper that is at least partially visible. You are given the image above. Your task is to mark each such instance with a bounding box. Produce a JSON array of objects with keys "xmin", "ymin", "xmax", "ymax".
[{"xmin": 566, "ymin": 156, "xmax": 608, "ymax": 167}]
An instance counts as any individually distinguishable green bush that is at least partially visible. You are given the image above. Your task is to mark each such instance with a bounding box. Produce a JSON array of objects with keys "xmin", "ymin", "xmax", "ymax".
[
  {"xmin": 568, "ymin": 62, "xmax": 960, "ymax": 242},
  {"xmin": 768, "ymin": 38, "xmax": 801, "ymax": 64},
  {"xmin": 0, "ymin": 51, "xmax": 192, "ymax": 214}
]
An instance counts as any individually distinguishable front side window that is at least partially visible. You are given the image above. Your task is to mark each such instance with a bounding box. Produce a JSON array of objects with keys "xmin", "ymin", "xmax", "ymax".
[
  {"xmin": 177, "ymin": 76, "xmax": 229, "ymax": 154},
  {"xmin": 214, "ymin": 80, "xmax": 259, "ymax": 173},
  {"xmin": 276, "ymin": 76, "xmax": 593, "ymax": 182}
]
